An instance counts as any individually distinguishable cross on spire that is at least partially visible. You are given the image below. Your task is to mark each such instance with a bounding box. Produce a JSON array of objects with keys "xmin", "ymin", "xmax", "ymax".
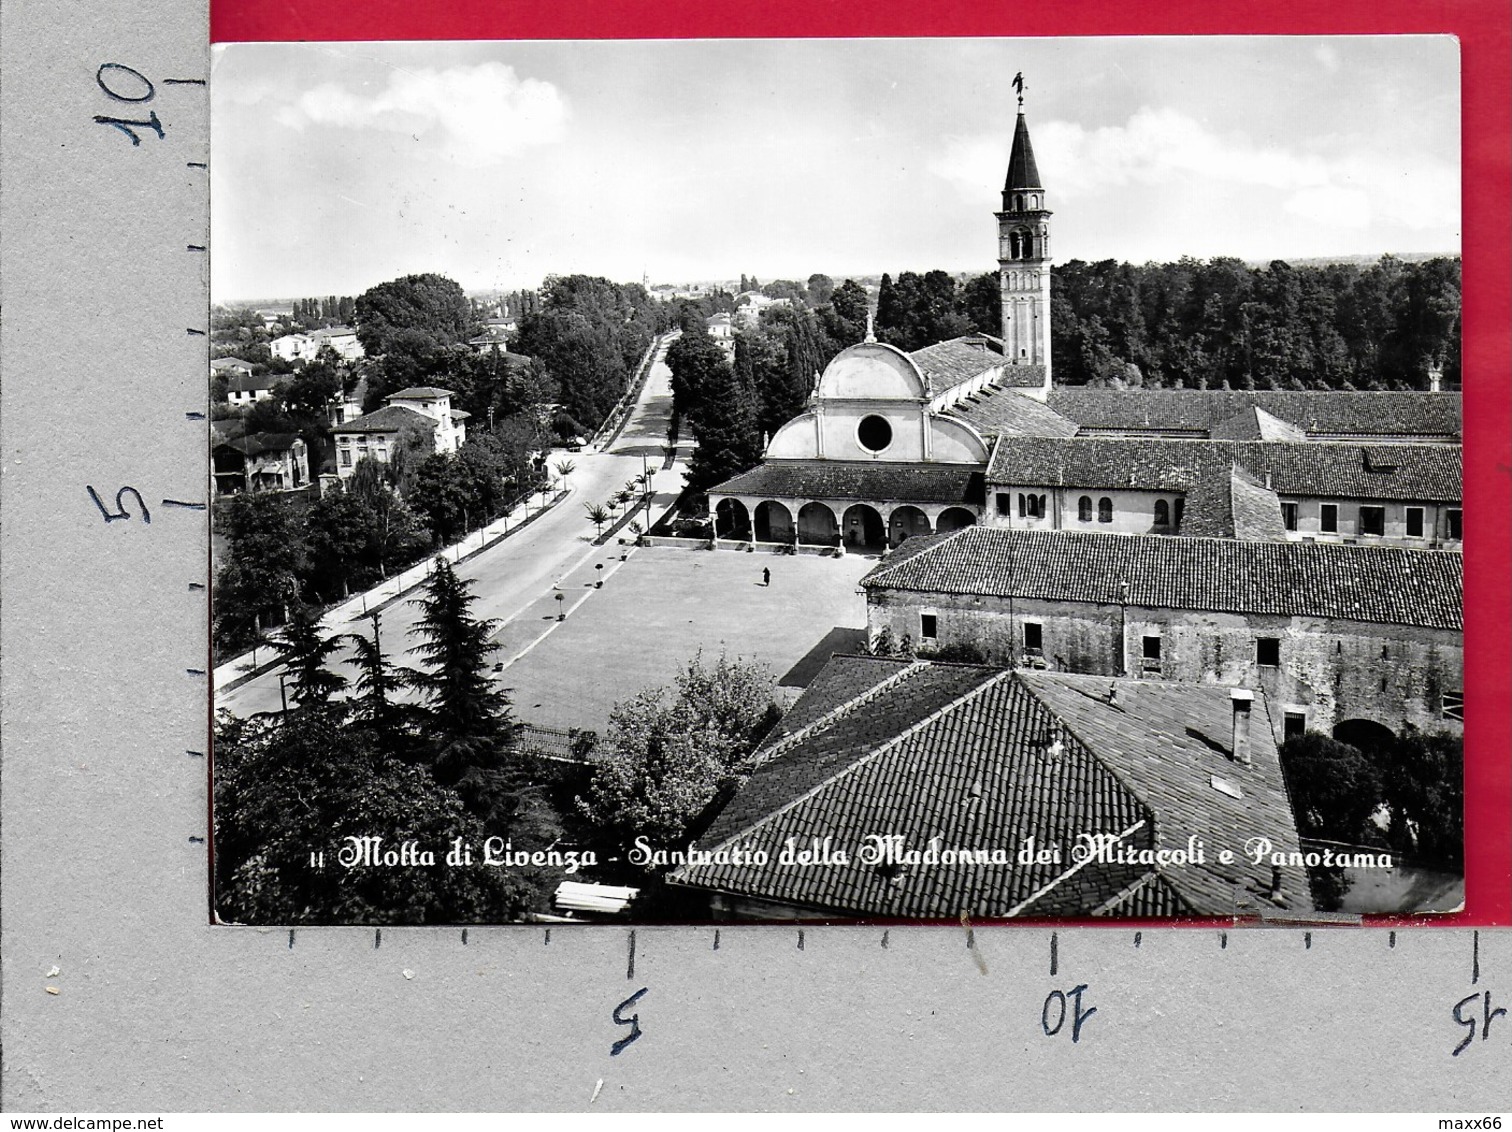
[{"xmin": 1012, "ymin": 71, "xmax": 1026, "ymax": 108}]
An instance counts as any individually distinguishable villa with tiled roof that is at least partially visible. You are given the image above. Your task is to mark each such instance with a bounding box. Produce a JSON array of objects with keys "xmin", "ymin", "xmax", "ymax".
[
  {"xmin": 331, "ymin": 386, "xmax": 467, "ymax": 479},
  {"xmin": 668, "ymin": 656, "xmax": 1311, "ymax": 921},
  {"xmin": 861, "ymin": 527, "xmax": 1463, "ymax": 739}
]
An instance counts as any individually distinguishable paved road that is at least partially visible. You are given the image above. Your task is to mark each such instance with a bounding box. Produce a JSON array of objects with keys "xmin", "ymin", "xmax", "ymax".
[{"xmin": 216, "ymin": 334, "xmax": 691, "ymax": 718}]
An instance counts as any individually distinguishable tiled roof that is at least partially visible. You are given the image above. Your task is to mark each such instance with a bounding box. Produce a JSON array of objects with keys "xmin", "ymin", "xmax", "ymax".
[
  {"xmin": 948, "ymin": 388, "xmax": 1080, "ymax": 439},
  {"xmin": 226, "ymin": 374, "xmax": 277, "ymax": 394},
  {"xmin": 708, "ymin": 460, "xmax": 986, "ymax": 507},
  {"xmin": 211, "ymin": 356, "xmax": 253, "ymax": 371},
  {"xmin": 861, "ymin": 527, "xmax": 1463, "ymax": 630},
  {"xmin": 1209, "ymin": 406, "xmax": 1307, "ymax": 442},
  {"xmin": 910, "ymin": 337, "xmax": 1003, "ymax": 393},
  {"xmin": 984, "ymin": 437, "xmax": 1462, "ymax": 503},
  {"xmin": 1044, "ymin": 389, "xmax": 1461, "ymax": 440},
  {"xmin": 333, "ymin": 404, "xmax": 437, "ymax": 435},
  {"xmin": 997, "ymin": 363, "xmax": 1049, "ymax": 389},
  {"xmin": 672, "ymin": 659, "xmax": 1309, "ymax": 919},
  {"xmin": 387, "ymin": 386, "xmax": 454, "ymax": 400},
  {"xmin": 214, "ymin": 431, "xmax": 302, "ymax": 458},
  {"xmin": 1226, "ymin": 466, "xmax": 1290, "ymax": 541}
]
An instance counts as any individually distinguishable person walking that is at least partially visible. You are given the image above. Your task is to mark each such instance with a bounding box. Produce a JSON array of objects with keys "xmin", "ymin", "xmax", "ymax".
[{"xmin": 762, "ymin": 566, "xmax": 771, "ymax": 587}]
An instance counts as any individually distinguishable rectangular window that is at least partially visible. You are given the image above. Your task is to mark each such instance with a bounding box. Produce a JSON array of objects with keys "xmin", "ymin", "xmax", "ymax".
[
  {"xmin": 995, "ymin": 493, "xmax": 1011, "ymax": 517},
  {"xmin": 1406, "ymin": 507, "xmax": 1424, "ymax": 538},
  {"xmin": 1442, "ymin": 690, "xmax": 1464, "ymax": 722},
  {"xmin": 1447, "ymin": 509, "xmax": 1462, "ymax": 540},
  {"xmin": 1283, "ymin": 712, "xmax": 1306, "ymax": 741},
  {"xmin": 1320, "ymin": 503, "xmax": 1338, "ymax": 533},
  {"xmin": 1024, "ymin": 622, "xmax": 1043, "ymax": 655},
  {"xmin": 920, "ymin": 613, "xmax": 937, "ymax": 641},
  {"xmin": 1141, "ymin": 635, "xmax": 1162, "ymax": 672},
  {"xmin": 1256, "ymin": 637, "xmax": 1281, "ymax": 666},
  {"xmin": 1281, "ymin": 502, "xmax": 1298, "ymax": 531},
  {"xmin": 339, "ymin": 450, "xmax": 352, "ymax": 467},
  {"xmin": 1359, "ymin": 505, "xmax": 1386, "ymax": 536}
]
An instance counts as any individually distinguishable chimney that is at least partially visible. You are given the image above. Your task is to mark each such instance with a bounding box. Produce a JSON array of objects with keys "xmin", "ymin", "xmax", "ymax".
[
  {"xmin": 1427, "ymin": 364, "xmax": 1443, "ymax": 393},
  {"xmin": 1269, "ymin": 864, "xmax": 1284, "ymax": 903},
  {"xmin": 1230, "ymin": 688, "xmax": 1254, "ymax": 765}
]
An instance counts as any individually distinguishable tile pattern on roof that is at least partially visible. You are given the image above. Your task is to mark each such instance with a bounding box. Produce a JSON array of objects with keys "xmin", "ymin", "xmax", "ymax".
[
  {"xmin": 1044, "ymin": 389, "xmax": 1461, "ymax": 439},
  {"xmin": 1227, "ymin": 466, "xmax": 1290, "ymax": 541},
  {"xmin": 984, "ymin": 437, "xmax": 1462, "ymax": 503},
  {"xmin": 708, "ymin": 461, "xmax": 986, "ymax": 507},
  {"xmin": 949, "ymin": 388, "xmax": 1081, "ymax": 439},
  {"xmin": 334, "ymin": 404, "xmax": 439, "ymax": 435},
  {"xmin": 677, "ymin": 669, "xmax": 1163, "ymax": 918},
  {"xmin": 1017, "ymin": 671, "xmax": 1310, "ymax": 913},
  {"xmin": 910, "ymin": 338, "xmax": 1003, "ymax": 392},
  {"xmin": 862, "ymin": 527, "xmax": 1463, "ymax": 630}
]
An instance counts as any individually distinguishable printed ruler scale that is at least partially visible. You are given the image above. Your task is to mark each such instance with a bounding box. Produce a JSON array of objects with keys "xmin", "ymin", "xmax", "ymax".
[{"xmin": 1, "ymin": 0, "xmax": 1508, "ymax": 1115}]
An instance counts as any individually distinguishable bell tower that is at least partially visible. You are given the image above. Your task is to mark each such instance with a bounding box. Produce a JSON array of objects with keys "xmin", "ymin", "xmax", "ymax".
[{"xmin": 996, "ymin": 79, "xmax": 1052, "ymax": 390}]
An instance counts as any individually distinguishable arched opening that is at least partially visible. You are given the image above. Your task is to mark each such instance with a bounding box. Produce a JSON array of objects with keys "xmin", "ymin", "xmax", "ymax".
[
  {"xmin": 754, "ymin": 500, "xmax": 793, "ymax": 543},
  {"xmin": 797, "ymin": 501, "xmax": 839, "ymax": 547},
  {"xmin": 1333, "ymin": 718, "xmax": 1398, "ymax": 761},
  {"xmin": 936, "ymin": 507, "xmax": 977, "ymax": 534},
  {"xmin": 1098, "ymin": 497, "xmax": 1113, "ymax": 524},
  {"xmin": 842, "ymin": 504, "xmax": 887, "ymax": 552},
  {"xmin": 714, "ymin": 497, "xmax": 750, "ymax": 539},
  {"xmin": 1078, "ymin": 496, "xmax": 1093, "ymax": 523},
  {"xmin": 889, "ymin": 506, "xmax": 932, "ymax": 548},
  {"xmin": 1154, "ymin": 499, "xmax": 1170, "ymax": 528}
]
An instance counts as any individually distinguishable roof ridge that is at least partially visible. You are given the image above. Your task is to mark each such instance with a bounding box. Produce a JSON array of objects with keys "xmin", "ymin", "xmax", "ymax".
[
  {"xmin": 753, "ymin": 659, "xmax": 930, "ymax": 766},
  {"xmin": 694, "ymin": 668, "xmax": 1016, "ymax": 856}
]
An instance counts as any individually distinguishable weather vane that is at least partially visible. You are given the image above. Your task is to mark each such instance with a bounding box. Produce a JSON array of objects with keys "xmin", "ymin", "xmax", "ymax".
[{"xmin": 1012, "ymin": 71, "xmax": 1027, "ymax": 108}]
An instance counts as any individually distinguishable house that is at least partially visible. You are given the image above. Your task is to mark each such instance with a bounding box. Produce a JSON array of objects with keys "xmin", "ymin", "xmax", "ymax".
[
  {"xmin": 224, "ymin": 372, "xmax": 279, "ymax": 406},
  {"xmin": 269, "ymin": 326, "xmax": 364, "ymax": 364},
  {"xmin": 861, "ymin": 526, "xmax": 1464, "ymax": 741},
  {"xmin": 211, "ymin": 431, "xmax": 309, "ymax": 495},
  {"xmin": 981, "ymin": 436, "xmax": 1462, "ymax": 549},
  {"xmin": 210, "ymin": 356, "xmax": 255, "ymax": 378},
  {"xmin": 331, "ymin": 386, "xmax": 468, "ymax": 478},
  {"xmin": 668, "ymin": 656, "xmax": 1312, "ymax": 921}
]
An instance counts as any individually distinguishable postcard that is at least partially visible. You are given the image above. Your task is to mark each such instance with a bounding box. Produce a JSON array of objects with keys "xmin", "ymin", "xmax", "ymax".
[{"xmin": 208, "ymin": 35, "xmax": 1466, "ymax": 925}]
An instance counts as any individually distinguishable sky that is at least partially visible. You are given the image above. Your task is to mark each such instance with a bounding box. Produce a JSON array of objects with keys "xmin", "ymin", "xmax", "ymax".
[{"xmin": 211, "ymin": 36, "xmax": 1460, "ymax": 303}]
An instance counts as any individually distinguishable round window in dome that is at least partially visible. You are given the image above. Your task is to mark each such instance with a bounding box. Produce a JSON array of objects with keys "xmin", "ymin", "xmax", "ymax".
[{"xmin": 857, "ymin": 414, "xmax": 893, "ymax": 453}]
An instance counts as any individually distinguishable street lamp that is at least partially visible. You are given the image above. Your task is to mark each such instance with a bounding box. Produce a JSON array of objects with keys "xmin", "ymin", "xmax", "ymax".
[
  {"xmin": 595, "ymin": 563, "xmax": 604, "ymax": 588},
  {"xmin": 277, "ymin": 672, "xmax": 289, "ymax": 715}
]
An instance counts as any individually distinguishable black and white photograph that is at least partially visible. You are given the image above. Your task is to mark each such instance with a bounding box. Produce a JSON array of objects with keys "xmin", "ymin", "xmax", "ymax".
[{"xmin": 207, "ymin": 35, "xmax": 1465, "ymax": 926}]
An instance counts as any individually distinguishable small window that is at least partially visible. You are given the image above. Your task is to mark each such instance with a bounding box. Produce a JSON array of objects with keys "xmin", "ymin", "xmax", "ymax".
[
  {"xmin": 1017, "ymin": 493, "xmax": 1026, "ymax": 518},
  {"xmin": 1283, "ymin": 712, "xmax": 1306, "ymax": 741},
  {"xmin": 339, "ymin": 450, "xmax": 352, "ymax": 467},
  {"xmin": 1281, "ymin": 502, "xmax": 1299, "ymax": 531},
  {"xmin": 1320, "ymin": 503, "xmax": 1338, "ymax": 533},
  {"xmin": 1078, "ymin": 496, "xmax": 1092, "ymax": 522},
  {"xmin": 920, "ymin": 613, "xmax": 938, "ymax": 641},
  {"xmin": 1359, "ymin": 505, "xmax": 1386, "ymax": 536},
  {"xmin": 1098, "ymin": 497, "xmax": 1113, "ymax": 523},
  {"xmin": 1173, "ymin": 498, "xmax": 1184, "ymax": 529},
  {"xmin": 1142, "ymin": 635, "xmax": 1161, "ymax": 660},
  {"xmin": 1406, "ymin": 507, "xmax": 1424, "ymax": 538},
  {"xmin": 1442, "ymin": 690, "xmax": 1464, "ymax": 722},
  {"xmin": 1024, "ymin": 622, "xmax": 1043, "ymax": 654},
  {"xmin": 1256, "ymin": 637, "xmax": 1281, "ymax": 667},
  {"xmin": 995, "ymin": 492, "xmax": 1011, "ymax": 517},
  {"xmin": 1447, "ymin": 509, "xmax": 1462, "ymax": 540},
  {"xmin": 1154, "ymin": 499, "xmax": 1170, "ymax": 527}
]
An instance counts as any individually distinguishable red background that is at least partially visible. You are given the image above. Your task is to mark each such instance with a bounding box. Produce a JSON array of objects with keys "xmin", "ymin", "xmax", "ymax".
[{"xmin": 210, "ymin": 0, "xmax": 1512, "ymax": 927}]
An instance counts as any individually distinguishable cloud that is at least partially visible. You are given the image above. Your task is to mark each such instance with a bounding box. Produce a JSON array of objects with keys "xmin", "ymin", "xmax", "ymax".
[
  {"xmin": 928, "ymin": 106, "xmax": 1457, "ymax": 234},
  {"xmin": 275, "ymin": 62, "xmax": 568, "ymax": 167}
]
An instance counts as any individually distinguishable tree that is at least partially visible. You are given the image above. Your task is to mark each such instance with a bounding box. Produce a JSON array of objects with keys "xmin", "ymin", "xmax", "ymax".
[
  {"xmin": 585, "ymin": 502, "xmax": 611, "ymax": 539},
  {"xmin": 267, "ymin": 604, "xmax": 348, "ymax": 708},
  {"xmin": 403, "ymin": 558, "xmax": 516, "ymax": 808},
  {"xmin": 305, "ymin": 485, "xmax": 373, "ymax": 600},
  {"xmin": 1380, "ymin": 730, "xmax": 1463, "ymax": 868},
  {"xmin": 353, "ymin": 273, "xmax": 474, "ymax": 360},
  {"xmin": 348, "ymin": 457, "xmax": 429, "ymax": 578},
  {"xmin": 1279, "ymin": 733, "xmax": 1383, "ymax": 844},
  {"xmin": 213, "ymin": 490, "xmax": 307, "ymax": 652},
  {"xmin": 575, "ymin": 654, "xmax": 778, "ymax": 856},
  {"xmin": 213, "ymin": 709, "xmax": 541, "ymax": 924}
]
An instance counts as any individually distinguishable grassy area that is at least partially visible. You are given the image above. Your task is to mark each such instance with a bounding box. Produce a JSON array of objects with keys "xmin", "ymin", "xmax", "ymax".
[{"xmin": 496, "ymin": 545, "xmax": 875, "ymax": 734}]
